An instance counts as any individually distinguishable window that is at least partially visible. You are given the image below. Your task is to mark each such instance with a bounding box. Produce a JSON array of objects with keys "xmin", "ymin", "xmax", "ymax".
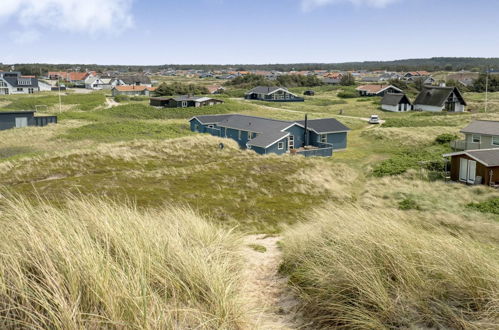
[
  {"xmin": 28, "ymin": 88, "xmax": 34, "ymax": 94},
  {"xmin": 207, "ymin": 125, "xmax": 214, "ymax": 128},
  {"xmin": 238, "ymin": 130, "xmax": 242, "ymax": 140},
  {"xmin": 278, "ymin": 142, "xmax": 284, "ymax": 150},
  {"xmin": 492, "ymin": 136, "xmax": 499, "ymax": 146},
  {"xmin": 17, "ymin": 88, "xmax": 23, "ymax": 92},
  {"xmin": 181, "ymin": 101, "xmax": 188, "ymax": 107},
  {"xmin": 320, "ymin": 134, "xmax": 327, "ymax": 143},
  {"xmin": 288, "ymin": 135, "xmax": 294, "ymax": 149},
  {"xmin": 252, "ymin": 132, "xmax": 257, "ymax": 139},
  {"xmin": 472, "ymin": 134, "xmax": 481, "ymax": 143}
]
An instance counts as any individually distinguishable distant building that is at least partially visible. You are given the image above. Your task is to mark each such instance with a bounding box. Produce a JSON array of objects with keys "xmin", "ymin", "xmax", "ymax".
[
  {"xmin": 444, "ymin": 148, "xmax": 499, "ymax": 186},
  {"xmin": 150, "ymin": 95, "xmax": 224, "ymax": 108},
  {"xmin": 413, "ymin": 86, "xmax": 466, "ymax": 112},
  {"xmin": 244, "ymin": 86, "xmax": 304, "ymax": 102},
  {"xmin": 112, "ymin": 86, "xmax": 156, "ymax": 96},
  {"xmin": 116, "ymin": 75, "xmax": 152, "ymax": 87},
  {"xmin": 356, "ymin": 84, "xmax": 402, "ymax": 97},
  {"xmin": 451, "ymin": 120, "xmax": 499, "ymax": 151},
  {"xmin": 189, "ymin": 114, "xmax": 349, "ymax": 157},
  {"xmin": 381, "ymin": 93, "xmax": 412, "ymax": 112},
  {"xmin": 0, "ymin": 111, "xmax": 57, "ymax": 131},
  {"xmin": 0, "ymin": 72, "xmax": 39, "ymax": 95}
]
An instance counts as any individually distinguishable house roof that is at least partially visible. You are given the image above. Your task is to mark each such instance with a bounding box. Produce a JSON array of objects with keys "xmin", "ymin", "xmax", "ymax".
[
  {"xmin": 381, "ymin": 93, "xmax": 412, "ymax": 106},
  {"xmin": 0, "ymin": 110, "xmax": 36, "ymax": 115},
  {"xmin": 190, "ymin": 114, "xmax": 350, "ymax": 148},
  {"xmin": 68, "ymin": 72, "xmax": 89, "ymax": 81},
  {"xmin": 295, "ymin": 118, "xmax": 350, "ymax": 133},
  {"xmin": 356, "ymin": 84, "xmax": 402, "ymax": 94},
  {"xmin": 1, "ymin": 74, "xmax": 38, "ymax": 88},
  {"xmin": 118, "ymin": 75, "xmax": 151, "ymax": 85},
  {"xmin": 460, "ymin": 120, "xmax": 499, "ymax": 136},
  {"xmin": 245, "ymin": 86, "xmax": 295, "ymax": 96},
  {"xmin": 114, "ymin": 85, "xmax": 156, "ymax": 92},
  {"xmin": 151, "ymin": 95, "xmax": 220, "ymax": 102},
  {"xmin": 413, "ymin": 86, "xmax": 467, "ymax": 107},
  {"xmin": 444, "ymin": 149, "xmax": 499, "ymax": 167}
]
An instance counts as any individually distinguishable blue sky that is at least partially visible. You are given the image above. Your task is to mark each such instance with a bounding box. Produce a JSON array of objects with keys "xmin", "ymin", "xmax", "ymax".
[{"xmin": 0, "ymin": 0, "xmax": 497, "ymax": 65}]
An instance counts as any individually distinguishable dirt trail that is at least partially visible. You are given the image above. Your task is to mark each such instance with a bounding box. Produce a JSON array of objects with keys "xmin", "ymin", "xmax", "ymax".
[
  {"xmin": 105, "ymin": 97, "xmax": 119, "ymax": 108},
  {"xmin": 242, "ymin": 234, "xmax": 306, "ymax": 329}
]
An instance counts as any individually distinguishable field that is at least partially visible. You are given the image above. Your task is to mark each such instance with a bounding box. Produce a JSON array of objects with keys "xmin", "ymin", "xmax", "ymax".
[{"xmin": 0, "ymin": 84, "xmax": 498, "ymax": 329}]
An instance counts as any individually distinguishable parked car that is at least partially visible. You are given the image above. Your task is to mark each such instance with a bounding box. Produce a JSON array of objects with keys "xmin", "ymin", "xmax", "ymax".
[
  {"xmin": 304, "ymin": 90, "xmax": 315, "ymax": 96},
  {"xmin": 368, "ymin": 115, "xmax": 380, "ymax": 124}
]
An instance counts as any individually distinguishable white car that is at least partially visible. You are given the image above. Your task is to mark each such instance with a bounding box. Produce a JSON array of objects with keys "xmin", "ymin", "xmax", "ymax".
[{"xmin": 368, "ymin": 115, "xmax": 380, "ymax": 124}]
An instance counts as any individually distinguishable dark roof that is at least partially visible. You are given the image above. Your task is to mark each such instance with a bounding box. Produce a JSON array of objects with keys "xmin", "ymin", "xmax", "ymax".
[
  {"xmin": 461, "ymin": 120, "xmax": 499, "ymax": 135},
  {"xmin": 381, "ymin": 93, "xmax": 412, "ymax": 106},
  {"xmin": 117, "ymin": 75, "xmax": 151, "ymax": 85},
  {"xmin": 0, "ymin": 110, "xmax": 36, "ymax": 115},
  {"xmin": 191, "ymin": 114, "xmax": 350, "ymax": 148},
  {"xmin": 151, "ymin": 95, "xmax": 221, "ymax": 102},
  {"xmin": 414, "ymin": 86, "xmax": 466, "ymax": 107},
  {"xmin": 245, "ymin": 86, "xmax": 287, "ymax": 95},
  {"xmin": 295, "ymin": 118, "xmax": 350, "ymax": 133},
  {"xmin": 445, "ymin": 149, "xmax": 499, "ymax": 167},
  {"xmin": 2, "ymin": 75, "xmax": 38, "ymax": 88}
]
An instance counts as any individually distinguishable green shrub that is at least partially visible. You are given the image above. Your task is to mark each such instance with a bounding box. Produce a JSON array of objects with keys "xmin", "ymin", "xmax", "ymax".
[
  {"xmin": 114, "ymin": 95, "xmax": 130, "ymax": 103},
  {"xmin": 398, "ymin": 198, "xmax": 420, "ymax": 210},
  {"xmin": 435, "ymin": 133, "xmax": 458, "ymax": 144},
  {"xmin": 337, "ymin": 90, "xmax": 358, "ymax": 98},
  {"xmin": 467, "ymin": 198, "xmax": 499, "ymax": 214}
]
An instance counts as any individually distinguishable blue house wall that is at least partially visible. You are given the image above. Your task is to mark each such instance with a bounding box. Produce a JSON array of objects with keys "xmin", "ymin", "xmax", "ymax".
[
  {"xmin": 310, "ymin": 131, "xmax": 348, "ymax": 150},
  {"xmin": 0, "ymin": 112, "xmax": 35, "ymax": 131},
  {"xmin": 283, "ymin": 125, "xmax": 305, "ymax": 149}
]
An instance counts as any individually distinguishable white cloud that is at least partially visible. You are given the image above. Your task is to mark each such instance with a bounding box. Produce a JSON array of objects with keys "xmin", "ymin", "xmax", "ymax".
[
  {"xmin": 0, "ymin": 0, "xmax": 134, "ymax": 34},
  {"xmin": 302, "ymin": 0, "xmax": 401, "ymax": 11},
  {"xmin": 10, "ymin": 30, "xmax": 41, "ymax": 44}
]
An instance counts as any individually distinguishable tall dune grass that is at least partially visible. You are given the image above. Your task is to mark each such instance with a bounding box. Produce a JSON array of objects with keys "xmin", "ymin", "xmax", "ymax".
[
  {"xmin": 281, "ymin": 207, "xmax": 499, "ymax": 329},
  {"xmin": 0, "ymin": 196, "xmax": 248, "ymax": 329}
]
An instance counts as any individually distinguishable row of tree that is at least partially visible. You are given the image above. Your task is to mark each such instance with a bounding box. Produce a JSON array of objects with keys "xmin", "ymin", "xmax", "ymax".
[{"xmin": 225, "ymin": 74, "xmax": 324, "ymax": 88}]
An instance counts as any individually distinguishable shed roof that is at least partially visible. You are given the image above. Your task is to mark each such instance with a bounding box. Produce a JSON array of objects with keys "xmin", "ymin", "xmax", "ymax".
[
  {"xmin": 413, "ymin": 86, "xmax": 467, "ymax": 107},
  {"xmin": 245, "ymin": 86, "xmax": 296, "ymax": 96},
  {"xmin": 444, "ymin": 149, "xmax": 499, "ymax": 167},
  {"xmin": 381, "ymin": 93, "xmax": 412, "ymax": 106},
  {"xmin": 355, "ymin": 84, "xmax": 402, "ymax": 94},
  {"xmin": 460, "ymin": 120, "xmax": 499, "ymax": 135}
]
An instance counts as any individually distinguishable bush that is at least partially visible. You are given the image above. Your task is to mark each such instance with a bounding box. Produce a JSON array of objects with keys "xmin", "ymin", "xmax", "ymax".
[
  {"xmin": 467, "ymin": 198, "xmax": 499, "ymax": 214},
  {"xmin": 114, "ymin": 95, "xmax": 130, "ymax": 102},
  {"xmin": 155, "ymin": 82, "xmax": 209, "ymax": 96},
  {"xmin": 0, "ymin": 196, "xmax": 247, "ymax": 329},
  {"xmin": 281, "ymin": 208, "xmax": 499, "ymax": 329},
  {"xmin": 435, "ymin": 133, "xmax": 458, "ymax": 144},
  {"xmin": 337, "ymin": 90, "xmax": 358, "ymax": 98},
  {"xmin": 398, "ymin": 197, "xmax": 420, "ymax": 210}
]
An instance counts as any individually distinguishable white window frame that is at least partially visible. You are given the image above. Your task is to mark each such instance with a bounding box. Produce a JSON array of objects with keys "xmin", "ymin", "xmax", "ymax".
[
  {"xmin": 472, "ymin": 134, "xmax": 481, "ymax": 143},
  {"xmin": 181, "ymin": 101, "xmax": 188, "ymax": 107},
  {"xmin": 238, "ymin": 130, "xmax": 242, "ymax": 140},
  {"xmin": 277, "ymin": 142, "xmax": 284, "ymax": 150},
  {"xmin": 288, "ymin": 135, "xmax": 294, "ymax": 149},
  {"xmin": 492, "ymin": 136, "xmax": 499, "ymax": 146},
  {"xmin": 320, "ymin": 134, "xmax": 327, "ymax": 143},
  {"xmin": 207, "ymin": 125, "xmax": 214, "ymax": 128}
]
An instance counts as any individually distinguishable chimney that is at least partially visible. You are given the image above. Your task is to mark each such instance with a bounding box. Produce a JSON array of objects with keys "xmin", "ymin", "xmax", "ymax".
[{"xmin": 304, "ymin": 114, "xmax": 309, "ymax": 146}]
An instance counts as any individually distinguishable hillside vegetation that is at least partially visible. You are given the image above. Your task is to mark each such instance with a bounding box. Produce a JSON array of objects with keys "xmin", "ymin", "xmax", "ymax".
[{"xmin": 0, "ymin": 196, "xmax": 248, "ymax": 329}]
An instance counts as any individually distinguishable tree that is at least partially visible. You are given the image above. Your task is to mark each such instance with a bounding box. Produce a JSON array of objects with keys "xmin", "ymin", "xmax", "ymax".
[
  {"xmin": 413, "ymin": 77, "xmax": 426, "ymax": 91},
  {"xmin": 339, "ymin": 73, "xmax": 355, "ymax": 86},
  {"xmin": 154, "ymin": 82, "xmax": 209, "ymax": 96},
  {"xmin": 388, "ymin": 78, "xmax": 408, "ymax": 90}
]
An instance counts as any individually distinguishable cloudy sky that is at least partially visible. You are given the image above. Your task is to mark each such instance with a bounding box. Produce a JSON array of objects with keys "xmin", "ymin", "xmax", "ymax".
[{"xmin": 0, "ymin": 0, "xmax": 497, "ymax": 65}]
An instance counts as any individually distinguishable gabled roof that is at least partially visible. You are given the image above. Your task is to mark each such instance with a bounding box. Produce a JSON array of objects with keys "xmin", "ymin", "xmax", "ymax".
[
  {"xmin": 245, "ymin": 86, "xmax": 297, "ymax": 97},
  {"xmin": 190, "ymin": 114, "xmax": 350, "ymax": 148},
  {"xmin": 1, "ymin": 75, "xmax": 38, "ymax": 88},
  {"xmin": 295, "ymin": 118, "xmax": 350, "ymax": 134},
  {"xmin": 68, "ymin": 72, "xmax": 90, "ymax": 81},
  {"xmin": 460, "ymin": 120, "xmax": 499, "ymax": 136},
  {"xmin": 381, "ymin": 93, "xmax": 412, "ymax": 106},
  {"xmin": 356, "ymin": 84, "xmax": 402, "ymax": 94},
  {"xmin": 118, "ymin": 75, "xmax": 151, "ymax": 85},
  {"xmin": 444, "ymin": 149, "xmax": 499, "ymax": 167},
  {"xmin": 413, "ymin": 86, "xmax": 466, "ymax": 107},
  {"xmin": 152, "ymin": 95, "xmax": 221, "ymax": 102}
]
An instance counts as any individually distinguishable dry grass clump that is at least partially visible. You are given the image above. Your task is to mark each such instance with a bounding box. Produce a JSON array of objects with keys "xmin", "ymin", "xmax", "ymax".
[
  {"xmin": 0, "ymin": 195, "xmax": 248, "ymax": 329},
  {"xmin": 281, "ymin": 207, "xmax": 499, "ymax": 329}
]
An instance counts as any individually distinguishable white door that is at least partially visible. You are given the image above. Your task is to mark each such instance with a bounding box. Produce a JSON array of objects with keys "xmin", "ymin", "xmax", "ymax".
[
  {"xmin": 459, "ymin": 158, "xmax": 468, "ymax": 182},
  {"xmin": 15, "ymin": 117, "xmax": 28, "ymax": 128},
  {"xmin": 467, "ymin": 160, "xmax": 477, "ymax": 184}
]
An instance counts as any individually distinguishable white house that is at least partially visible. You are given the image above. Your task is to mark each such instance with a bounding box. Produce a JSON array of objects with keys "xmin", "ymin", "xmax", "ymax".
[
  {"xmin": 413, "ymin": 86, "xmax": 466, "ymax": 112},
  {"xmin": 0, "ymin": 72, "xmax": 39, "ymax": 95},
  {"xmin": 381, "ymin": 93, "xmax": 412, "ymax": 112},
  {"xmin": 356, "ymin": 84, "xmax": 403, "ymax": 97}
]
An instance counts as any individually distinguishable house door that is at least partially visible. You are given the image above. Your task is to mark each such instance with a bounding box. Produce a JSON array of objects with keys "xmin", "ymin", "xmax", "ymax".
[
  {"xmin": 467, "ymin": 160, "xmax": 477, "ymax": 184},
  {"xmin": 15, "ymin": 117, "xmax": 28, "ymax": 128},
  {"xmin": 459, "ymin": 158, "xmax": 477, "ymax": 184}
]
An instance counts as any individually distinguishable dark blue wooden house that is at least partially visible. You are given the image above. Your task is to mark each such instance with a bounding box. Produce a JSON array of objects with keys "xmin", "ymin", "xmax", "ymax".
[
  {"xmin": 244, "ymin": 86, "xmax": 304, "ymax": 102},
  {"xmin": 189, "ymin": 114, "xmax": 349, "ymax": 157},
  {"xmin": 0, "ymin": 111, "xmax": 57, "ymax": 131}
]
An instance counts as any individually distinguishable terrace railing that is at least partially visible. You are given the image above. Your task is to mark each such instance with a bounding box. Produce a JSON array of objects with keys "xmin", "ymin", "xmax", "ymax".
[
  {"xmin": 295, "ymin": 142, "xmax": 334, "ymax": 157},
  {"xmin": 450, "ymin": 140, "xmax": 499, "ymax": 151}
]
